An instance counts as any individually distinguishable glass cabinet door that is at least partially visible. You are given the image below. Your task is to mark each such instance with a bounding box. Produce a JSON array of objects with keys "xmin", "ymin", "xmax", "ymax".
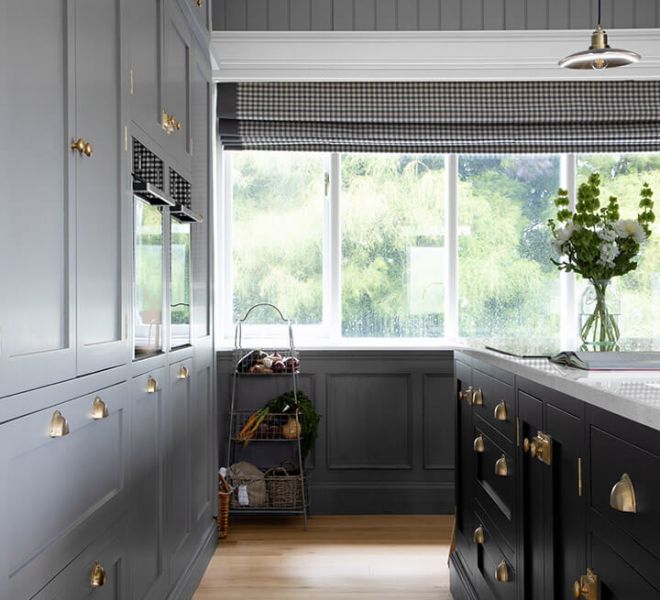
[
  {"xmin": 170, "ymin": 216, "xmax": 191, "ymax": 348},
  {"xmin": 134, "ymin": 198, "xmax": 164, "ymax": 358}
]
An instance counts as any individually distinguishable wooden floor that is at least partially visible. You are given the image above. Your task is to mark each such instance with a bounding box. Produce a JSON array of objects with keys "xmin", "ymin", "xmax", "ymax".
[{"xmin": 193, "ymin": 515, "xmax": 454, "ymax": 600}]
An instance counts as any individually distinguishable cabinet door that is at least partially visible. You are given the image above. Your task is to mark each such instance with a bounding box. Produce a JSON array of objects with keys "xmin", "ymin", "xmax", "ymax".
[
  {"xmin": 165, "ymin": 358, "xmax": 197, "ymax": 584},
  {"xmin": 189, "ymin": 0, "xmax": 211, "ymax": 32},
  {"xmin": 162, "ymin": 0, "xmax": 192, "ymax": 172},
  {"xmin": 130, "ymin": 367, "xmax": 169, "ymax": 600},
  {"xmin": 127, "ymin": 0, "xmax": 166, "ymax": 144},
  {"xmin": 74, "ymin": 0, "xmax": 129, "ymax": 375},
  {"xmin": 191, "ymin": 47, "xmax": 212, "ymax": 342},
  {"xmin": 0, "ymin": 0, "xmax": 76, "ymax": 397}
]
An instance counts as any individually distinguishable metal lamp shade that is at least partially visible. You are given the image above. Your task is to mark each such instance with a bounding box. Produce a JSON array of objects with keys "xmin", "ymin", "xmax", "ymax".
[{"xmin": 559, "ymin": 25, "xmax": 641, "ymax": 70}]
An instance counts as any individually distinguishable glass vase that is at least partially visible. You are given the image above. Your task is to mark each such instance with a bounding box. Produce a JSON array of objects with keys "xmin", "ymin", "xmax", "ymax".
[{"xmin": 579, "ymin": 279, "xmax": 621, "ymax": 352}]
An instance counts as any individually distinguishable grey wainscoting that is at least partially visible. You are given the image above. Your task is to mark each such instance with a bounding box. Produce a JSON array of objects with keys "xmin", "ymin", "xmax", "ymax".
[
  {"xmin": 217, "ymin": 349, "xmax": 455, "ymax": 514},
  {"xmin": 213, "ymin": 0, "xmax": 660, "ymax": 31}
]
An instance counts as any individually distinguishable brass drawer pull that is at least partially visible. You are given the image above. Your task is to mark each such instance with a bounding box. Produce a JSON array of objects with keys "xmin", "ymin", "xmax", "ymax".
[
  {"xmin": 472, "ymin": 526, "xmax": 485, "ymax": 545},
  {"xmin": 493, "ymin": 401, "xmax": 508, "ymax": 421},
  {"xmin": 609, "ymin": 473, "xmax": 637, "ymax": 513},
  {"xmin": 49, "ymin": 410, "xmax": 70, "ymax": 437},
  {"xmin": 473, "ymin": 435, "xmax": 485, "ymax": 453},
  {"xmin": 178, "ymin": 365, "xmax": 190, "ymax": 379},
  {"xmin": 472, "ymin": 388, "xmax": 483, "ymax": 406},
  {"xmin": 91, "ymin": 396, "xmax": 109, "ymax": 420},
  {"xmin": 146, "ymin": 376, "xmax": 159, "ymax": 394},
  {"xmin": 495, "ymin": 560, "xmax": 510, "ymax": 583},
  {"xmin": 495, "ymin": 454, "xmax": 508, "ymax": 477},
  {"xmin": 573, "ymin": 568, "xmax": 598, "ymax": 599},
  {"xmin": 90, "ymin": 561, "xmax": 106, "ymax": 588},
  {"xmin": 459, "ymin": 385, "xmax": 473, "ymax": 404}
]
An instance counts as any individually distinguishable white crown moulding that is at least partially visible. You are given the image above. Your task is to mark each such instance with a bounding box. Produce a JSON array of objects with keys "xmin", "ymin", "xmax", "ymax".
[{"xmin": 211, "ymin": 29, "xmax": 660, "ymax": 82}]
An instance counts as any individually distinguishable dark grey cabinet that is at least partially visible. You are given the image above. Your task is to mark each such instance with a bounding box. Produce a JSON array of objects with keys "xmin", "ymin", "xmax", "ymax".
[
  {"xmin": 0, "ymin": 0, "xmax": 76, "ymax": 397},
  {"xmin": 451, "ymin": 352, "xmax": 660, "ymax": 600},
  {"xmin": 74, "ymin": 0, "xmax": 129, "ymax": 375},
  {"xmin": 163, "ymin": 0, "xmax": 193, "ymax": 172}
]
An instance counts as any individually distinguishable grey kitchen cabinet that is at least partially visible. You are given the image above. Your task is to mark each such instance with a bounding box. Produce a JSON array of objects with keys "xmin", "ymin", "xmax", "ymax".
[
  {"xmin": 127, "ymin": 0, "xmax": 166, "ymax": 146},
  {"xmin": 0, "ymin": 381, "xmax": 130, "ymax": 599},
  {"xmin": 129, "ymin": 367, "xmax": 170, "ymax": 600},
  {"xmin": 0, "ymin": 0, "xmax": 76, "ymax": 397},
  {"xmin": 31, "ymin": 518, "xmax": 128, "ymax": 600},
  {"xmin": 163, "ymin": 0, "xmax": 194, "ymax": 173},
  {"xmin": 74, "ymin": 0, "xmax": 130, "ymax": 376},
  {"xmin": 189, "ymin": 0, "xmax": 211, "ymax": 33}
]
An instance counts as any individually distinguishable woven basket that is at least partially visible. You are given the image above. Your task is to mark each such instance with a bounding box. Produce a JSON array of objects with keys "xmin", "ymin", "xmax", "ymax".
[
  {"xmin": 265, "ymin": 466, "xmax": 303, "ymax": 509},
  {"xmin": 217, "ymin": 475, "xmax": 233, "ymax": 539}
]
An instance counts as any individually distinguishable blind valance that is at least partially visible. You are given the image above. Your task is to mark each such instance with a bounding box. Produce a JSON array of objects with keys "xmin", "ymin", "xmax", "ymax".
[{"xmin": 218, "ymin": 81, "xmax": 660, "ymax": 154}]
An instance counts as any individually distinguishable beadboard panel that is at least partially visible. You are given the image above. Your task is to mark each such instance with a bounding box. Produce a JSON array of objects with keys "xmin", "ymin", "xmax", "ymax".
[
  {"xmin": 217, "ymin": 350, "xmax": 455, "ymax": 514},
  {"xmin": 212, "ymin": 0, "xmax": 660, "ymax": 30}
]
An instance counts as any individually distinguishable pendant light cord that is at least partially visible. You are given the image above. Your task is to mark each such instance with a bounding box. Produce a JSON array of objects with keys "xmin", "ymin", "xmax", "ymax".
[{"xmin": 597, "ymin": 0, "xmax": 602, "ymax": 26}]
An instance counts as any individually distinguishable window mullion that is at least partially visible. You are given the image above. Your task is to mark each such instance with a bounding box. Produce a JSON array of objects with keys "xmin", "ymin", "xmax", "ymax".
[
  {"xmin": 560, "ymin": 153, "xmax": 578, "ymax": 350},
  {"xmin": 328, "ymin": 152, "xmax": 342, "ymax": 340},
  {"xmin": 445, "ymin": 154, "xmax": 459, "ymax": 340}
]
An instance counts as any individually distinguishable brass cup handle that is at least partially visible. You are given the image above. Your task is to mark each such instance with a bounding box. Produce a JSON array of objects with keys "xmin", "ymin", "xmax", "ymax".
[
  {"xmin": 472, "ymin": 526, "xmax": 485, "ymax": 545},
  {"xmin": 573, "ymin": 568, "xmax": 599, "ymax": 599},
  {"xmin": 146, "ymin": 376, "xmax": 159, "ymax": 394},
  {"xmin": 90, "ymin": 561, "xmax": 107, "ymax": 588},
  {"xmin": 495, "ymin": 455, "xmax": 508, "ymax": 477},
  {"xmin": 71, "ymin": 138, "xmax": 93, "ymax": 157},
  {"xmin": 495, "ymin": 560, "xmax": 510, "ymax": 583},
  {"xmin": 91, "ymin": 396, "xmax": 109, "ymax": 420},
  {"xmin": 178, "ymin": 365, "xmax": 190, "ymax": 379},
  {"xmin": 609, "ymin": 473, "xmax": 637, "ymax": 513},
  {"xmin": 49, "ymin": 410, "xmax": 70, "ymax": 437},
  {"xmin": 493, "ymin": 401, "xmax": 508, "ymax": 421},
  {"xmin": 473, "ymin": 435, "xmax": 485, "ymax": 453},
  {"xmin": 472, "ymin": 388, "xmax": 483, "ymax": 406}
]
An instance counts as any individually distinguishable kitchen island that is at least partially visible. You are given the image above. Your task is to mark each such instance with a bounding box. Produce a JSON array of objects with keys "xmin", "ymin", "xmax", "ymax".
[{"xmin": 451, "ymin": 348, "xmax": 660, "ymax": 600}]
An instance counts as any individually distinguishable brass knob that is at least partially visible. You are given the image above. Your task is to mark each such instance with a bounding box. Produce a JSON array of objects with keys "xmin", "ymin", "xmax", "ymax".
[
  {"xmin": 178, "ymin": 365, "xmax": 190, "ymax": 379},
  {"xmin": 524, "ymin": 432, "xmax": 553, "ymax": 466},
  {"xmin": 459, "ymin": 386, "xmax": 474, "ymax": 404},
  {"xmin": 472, "ymin": 388, "xmax": 483, "ymax": 406},
  {"xmin": 495, "ymin": 560, "xmax": 510, "ymax": 583},
  {"xmin": 162, "ymin": 110, "xmax": 174, "ymax": 134},
  {"xmin": 146, "ymin": 376, "xmax": 158, "ymax": 394},
  {"xmin": 523, "ymin": 437, "xmax": 537, "ymax": 457},
  {"xmin": 84, "ymin": 141, "xmax": 93, "ymax": 157},
  {"xmin": 473, "ymin": 435, "xmax": 485, "ymax": 453},
  {"xmin": 90, "ymin": 561, "xmax": 106, "ymax": 588},
  {"xmin": 609, "ymin": 473, "xmax": 637, "ymax": 513},
  {"xmin": 495, "ymin": 454, "xmax": 508, "ymax": 477},
  {"xmin": 573, "ymin": 568, "xmax": 599, "ymax": 599},
  {"xmin": 196, "ymin": 0, "xmax": 203, "ymax": 6},
  {"xmin": 71, "ymin": 137, "xmax": 93, "ymax": 156},
  {"xmin": 493, "ymin": 401, "xmax": 508, "ymax": 421},
  {"xmin": 472, "ymin": 526, "xmax": 485, "ymax": 545},
  {"xmin": 49, "ymin": 410, "xmax": 70, "ymax": 437},
  {"xmin": 91, "ymin": 396, "xmax": 109, "ymax": 420}
]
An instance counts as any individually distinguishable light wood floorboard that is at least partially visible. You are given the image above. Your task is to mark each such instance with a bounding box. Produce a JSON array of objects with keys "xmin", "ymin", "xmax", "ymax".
[{"xmin": 193, "ymin": 515, "xmax": 454, "ymax": 599}]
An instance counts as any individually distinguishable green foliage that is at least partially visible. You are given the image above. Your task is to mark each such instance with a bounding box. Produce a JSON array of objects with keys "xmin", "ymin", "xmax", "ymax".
[{"xmin": 264, "ymin": 390, "xmax": 320, "ymax": 461}]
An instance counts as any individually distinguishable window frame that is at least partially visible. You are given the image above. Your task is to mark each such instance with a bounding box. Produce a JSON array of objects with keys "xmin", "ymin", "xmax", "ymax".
[{"xmin": 217, "ymin": 150, "xmax": 581, "ymax": 348}]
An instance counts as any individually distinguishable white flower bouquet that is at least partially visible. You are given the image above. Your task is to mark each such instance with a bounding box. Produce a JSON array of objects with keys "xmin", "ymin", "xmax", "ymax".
[{"xmin": 548, "ymin": 173, "xmax": 655, "ymax": 350}]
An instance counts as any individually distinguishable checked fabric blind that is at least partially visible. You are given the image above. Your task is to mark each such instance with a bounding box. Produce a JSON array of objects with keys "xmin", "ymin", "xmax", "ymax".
[{"xmin": 217, "ymin": 80, "xmax": 660, "ymax": 154}]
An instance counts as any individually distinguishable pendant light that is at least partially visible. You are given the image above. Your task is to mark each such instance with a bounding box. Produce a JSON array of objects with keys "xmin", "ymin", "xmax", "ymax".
[{"xmin": 559, "ymin": 0, "xmax": 641, "ymax": 70}]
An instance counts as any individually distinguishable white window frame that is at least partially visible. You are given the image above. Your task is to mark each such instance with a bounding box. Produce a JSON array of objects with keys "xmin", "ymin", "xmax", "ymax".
[{"xmin": 217, "ymin": 150, "xmax": 580, "ymax": 348}]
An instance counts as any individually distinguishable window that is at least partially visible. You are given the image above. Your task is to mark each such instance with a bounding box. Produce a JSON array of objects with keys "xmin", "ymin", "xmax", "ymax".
[{"xmin": 220, "ymin": 151, "xmax": 659, "ymax": 348}]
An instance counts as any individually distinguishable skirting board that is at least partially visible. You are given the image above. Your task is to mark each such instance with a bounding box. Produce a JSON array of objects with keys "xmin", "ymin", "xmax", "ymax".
[
  {"xmin": 449, "ymin": 551, "xmax": 480, "ymax": 600},
  {"xmin": 309, "ymin": 482, "xmax": 454, "ymax": 515},
  {"xmin": 169, "ymin": 523, "xmax": 217, "ymax": 600}
]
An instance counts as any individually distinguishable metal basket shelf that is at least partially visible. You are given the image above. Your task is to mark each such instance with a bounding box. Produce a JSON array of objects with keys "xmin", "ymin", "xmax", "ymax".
[
  {"xmin": 231, "ymin": 411, "xmax": 303, "ymax": 443},
  {"xmin": 229, "ymin": 468, "xmax": 310, "ymax": 512}
]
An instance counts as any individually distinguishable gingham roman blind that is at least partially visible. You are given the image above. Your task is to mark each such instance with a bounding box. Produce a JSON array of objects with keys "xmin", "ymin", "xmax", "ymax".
[{"xmin": 217, "ymin": 81, "xmax": 660, "ymax": 153}]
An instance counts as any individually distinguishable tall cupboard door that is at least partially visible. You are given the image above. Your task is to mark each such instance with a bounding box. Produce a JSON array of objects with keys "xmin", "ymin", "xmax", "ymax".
[
  {"xmin": 127, "ymin": 0, "xmax": 166, "ymax": 145},
  {"xmin": 189, "ymin": 0, "xmax": 211, "ymax": 33},
  {"xmin": 74, "ymin": 0, "xmax": 129, "ymax": 375},
  {"xmin": 0, "ymin": 0, "xmax": 76, "ymax": 397},
  {"xmin": 163, "ymin": 0, "xmax": 193, "ymax": 173}
]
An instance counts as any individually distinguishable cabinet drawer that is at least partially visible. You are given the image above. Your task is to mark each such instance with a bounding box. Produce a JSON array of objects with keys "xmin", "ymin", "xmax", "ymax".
[
  {"xmin": 31, "ymin": 518, "xmax": 127, "ymax": 600},
  {"xmin": 590, "ymin": 532, "xmax": 660, "ymax": 600},
  {"xmin": 472, "ymin": 369, "xmax": 515, "ymax": 443},
  {"xmin": 590, "ymin": 425, "xmax": 660, "ymax": 560},
  {"xmin": 474, "ymin": 507, "xmax": 516, "ymax": 600},
  {"xmin": 0, "ymin": 383, "xmax": 129, "ymax": 599},
  {"xmin": 474, "ymin": 424, "xmax": 514, "ymax": 524}
]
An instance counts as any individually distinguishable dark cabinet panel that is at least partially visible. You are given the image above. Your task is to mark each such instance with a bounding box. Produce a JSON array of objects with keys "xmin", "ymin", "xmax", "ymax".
[{"xmin": 472, "ymin": 368, "xmax": 515, "ymax": 443}]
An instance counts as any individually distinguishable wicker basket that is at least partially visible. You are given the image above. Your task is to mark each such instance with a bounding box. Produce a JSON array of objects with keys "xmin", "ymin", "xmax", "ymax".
[
  {"xmin": 265, "ymin": 465, "xmax": 303, "ymax": 509},
  {"xmin": 217, "ymin": 475, "xmax": 233, "ymax": 539}
]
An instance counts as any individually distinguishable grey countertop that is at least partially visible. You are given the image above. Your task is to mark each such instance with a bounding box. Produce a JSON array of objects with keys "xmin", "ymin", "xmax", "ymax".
[{"xmin": 458, "ymin": 347, "xmax": 660, "ymax": 433}]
